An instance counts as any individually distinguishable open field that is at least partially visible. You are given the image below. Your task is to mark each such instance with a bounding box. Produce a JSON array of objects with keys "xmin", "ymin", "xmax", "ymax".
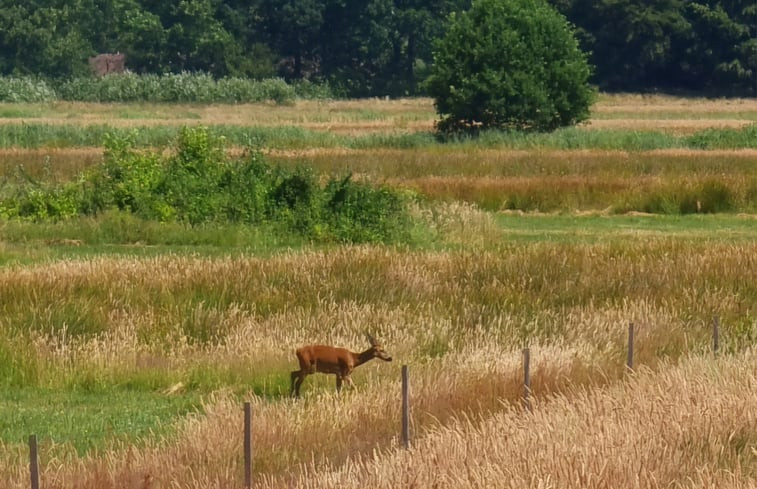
[{"xmin": 0, "ymin": 94, "xmax": 756, "ymax": 487}]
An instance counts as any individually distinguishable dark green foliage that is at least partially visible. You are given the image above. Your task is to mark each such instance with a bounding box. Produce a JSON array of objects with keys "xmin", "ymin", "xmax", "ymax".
[
  {"xmin": 426, "ymin": 0, "xmax": 595, "ymax": 133},
  {"xmin": 325, "ymin": 174, "xmax": 410, "ymax": 243},
  {"xmin": 553, "ymin": 0, "xmax": 757, "ymax": 94},
  {"xmin": 0, "ymin": 127, "xmax": 411, "ymax": 243},
  {"xmin": 0, "ymin": 1, "xmax": 753, "ymax": 96}
]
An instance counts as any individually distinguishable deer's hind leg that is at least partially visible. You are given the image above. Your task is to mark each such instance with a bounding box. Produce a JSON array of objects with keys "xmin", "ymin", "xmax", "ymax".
[{"xmin": 291, "ymin": 370, "xmax": 306, "ymax": 398}]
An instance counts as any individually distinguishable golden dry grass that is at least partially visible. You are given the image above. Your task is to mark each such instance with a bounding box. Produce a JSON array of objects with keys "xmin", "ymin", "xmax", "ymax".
[
  {"xmin": 0, "ymin": 95, "xmax": 754, "ymax": 136},
  {"xmin": 1, "ymin": 93, "xmax": 756, "ymax": 487},
  {"xmin": 0, "ymin": 221, "xmax": 756, "ymax": 486},
  {"xmin": 258, "ymin": 351, "xmax": 757, "ymax": 489}
]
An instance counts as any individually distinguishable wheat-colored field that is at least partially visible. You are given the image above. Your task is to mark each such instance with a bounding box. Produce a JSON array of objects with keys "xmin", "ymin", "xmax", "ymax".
[
  {"xmin": 1, "ymin": 227, "xmax": 756, "ymax": 487},
  {"xmin": 1, "ymin": 93, "xmax": 755, "ymax": 133},
  {"xmin": 0, "ymin": 95, "xmax": 756, "ymax": 488}
]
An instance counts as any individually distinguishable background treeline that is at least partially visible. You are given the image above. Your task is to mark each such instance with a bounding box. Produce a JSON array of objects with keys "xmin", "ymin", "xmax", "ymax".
[{"xmin": 0, "ymin": 0, "xmax": 754, "ymax": 97}]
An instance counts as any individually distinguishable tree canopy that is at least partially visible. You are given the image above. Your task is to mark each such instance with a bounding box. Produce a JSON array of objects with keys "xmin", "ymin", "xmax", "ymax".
[
  {"xmin": 426, "ymin": 0, "xmax": 594, "ymax": 132},
  {"xmin": 0, "ymin": 0, "xmax": 753, "ymax": 96}
]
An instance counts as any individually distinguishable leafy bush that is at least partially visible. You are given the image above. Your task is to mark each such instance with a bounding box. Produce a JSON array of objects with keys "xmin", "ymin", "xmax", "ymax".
[
  {"xmin": 54, "ymin": 73, "xmax": 310, "ymax": 104},
  {"xmin": 325, "ymin": 175, "xmax": 410, "ymax": 243},
  {"xmin": 0, "ymin": 77, "xmax": 56, "ymax": 103},
  {"xmin": 426, "ymin": 0, "xmax": 595, "ymax": 133},
  {"xmin": 0, "ymin": 127, "xmax": 410, "ymax": 244}
]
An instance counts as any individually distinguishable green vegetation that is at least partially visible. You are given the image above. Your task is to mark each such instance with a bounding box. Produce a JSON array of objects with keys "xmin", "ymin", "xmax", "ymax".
[
  {"xmin": 0, "ymin": 1, "xmax": 755, "ymax": 97},
  {"xmin": 0, "ymin": 127, "xmax": 411, "ymax": 243},
  {"xmin": 0, "ymin": 94, "xmax": 755, "ymax": 486},
  {"xmin": 0, "ymin": 121, "xmax": 756, "ymax": 151},
  {"xmin": 427, "ymin": 0, "xmax": 594, "ymax": 132},
  {"xmin": 0, "ymin": 74, "xmax": 332, "ymax": 104},
  {"xmin": 0, "ymin": 388, "xmax": 201, "ymax": 455}
]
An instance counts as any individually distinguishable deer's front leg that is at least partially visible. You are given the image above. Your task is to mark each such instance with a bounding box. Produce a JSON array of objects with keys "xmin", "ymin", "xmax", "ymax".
[{"xmin": 336, "ymin": 375, "xmax": 343, "ymax": 393}]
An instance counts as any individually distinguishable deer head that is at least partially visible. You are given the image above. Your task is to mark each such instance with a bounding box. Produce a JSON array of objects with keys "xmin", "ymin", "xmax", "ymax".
[{"xmin": 366, "ymin": 333, "xmax": 392, "ymax": 362}]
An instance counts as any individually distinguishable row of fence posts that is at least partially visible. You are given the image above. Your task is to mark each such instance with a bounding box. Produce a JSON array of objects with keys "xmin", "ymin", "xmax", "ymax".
[{"xmin": 27, "ymin": 317, "xmax": 725, "ymax": 488}]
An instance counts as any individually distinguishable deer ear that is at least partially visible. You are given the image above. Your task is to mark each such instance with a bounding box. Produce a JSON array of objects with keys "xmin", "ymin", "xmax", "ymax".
[{"xmin": 365, "ymin": 333, "xmax": 378, "ymax": 346}]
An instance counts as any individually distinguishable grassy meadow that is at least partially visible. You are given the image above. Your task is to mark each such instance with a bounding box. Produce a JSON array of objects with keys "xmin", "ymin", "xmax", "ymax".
[{"xmin": 0, "ymin": 94, "xmax": 756, "ymax": 488}]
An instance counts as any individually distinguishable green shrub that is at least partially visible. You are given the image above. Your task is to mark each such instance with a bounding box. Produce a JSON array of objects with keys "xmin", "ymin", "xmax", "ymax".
[
  {"xmin": 0, "ymin": 127, "xmax": 411, "ymax": 243},
  {"xmin": 426, "ymin": 0, "xmax": 595, "ymax": 133},
  {"xmin": 325, "ymin": 175, "xmax": 410, "ymax": 243},
  {"xmin": 0, "ymin": 77, "xmax": 56, "ymax": 103},
  {"xmin": 55, "ymin": 73, "xmax": 301, "ymax": 104}
]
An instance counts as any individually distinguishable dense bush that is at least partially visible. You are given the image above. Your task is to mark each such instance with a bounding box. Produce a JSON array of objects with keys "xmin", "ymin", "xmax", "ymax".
[
  {"xmin": 426, "ymin": 0, "xmax": 595, "ymax": 133},
  {"xmin": 0, "ymin": 74, "xmax": 332, "ymax": 104},
  {"xmin": 0, "ymin": 127, "xmax": 410, "ymax": 244},
  {"xmin": 0, "ymin": 77, "xmax": 57, "ymax": 103},
  {"xmin": 55, "ymin": 73, "xmax": 299, "ymax": 104}
]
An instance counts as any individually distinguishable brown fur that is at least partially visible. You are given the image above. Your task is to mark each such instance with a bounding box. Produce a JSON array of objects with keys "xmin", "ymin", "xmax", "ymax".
[{"xmin": 290, "ymin": 336, "xmax": 392, "ymax": 397}]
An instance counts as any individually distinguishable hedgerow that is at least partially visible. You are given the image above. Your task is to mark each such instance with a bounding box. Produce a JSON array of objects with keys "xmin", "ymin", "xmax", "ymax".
[{"xmin": 0, "ymin": 74, "xmax": 333, "ymax": 104}]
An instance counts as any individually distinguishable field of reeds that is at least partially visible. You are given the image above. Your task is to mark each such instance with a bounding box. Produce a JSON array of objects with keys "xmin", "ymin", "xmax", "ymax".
[{"xmin": 0, "ymin": 94, "xmax": 756, "ymax": 488}]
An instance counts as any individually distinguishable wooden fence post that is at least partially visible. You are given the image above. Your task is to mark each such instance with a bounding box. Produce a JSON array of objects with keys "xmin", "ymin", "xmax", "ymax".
[
  {"xmin": 401, "ymin": 365, "xmax": 410, "ymax": 449},
  {"xmin": 713, "ymin": 315, "xmax": 720, "ymax": 355},
  {"xmin": 29, "ymin": 435, "xmax": 39, "ymax": 489},
  {"xmin": 627, "ymin": 322, "xmax": 634, "ymax": 371},
  {"xmin": 523, "ymin": 348, "xmax": 531, "ymax": 412},
  {"xmin": 244, "ymin": 402, "xmax": 252, "ymax": 489}
]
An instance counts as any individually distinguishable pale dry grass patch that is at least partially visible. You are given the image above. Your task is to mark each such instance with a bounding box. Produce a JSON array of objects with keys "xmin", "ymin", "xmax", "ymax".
[
  {"xmin": 1, "ymin": 94, "xmax": 754, "ymax": 136},
  {"xmin": 0, "ymin": 99, "xmax": 436, "ymax": 133},
  {"xmin": 264, "ymin": 351, "xmax": 757, "ymax": 489},
  {"xmin": 410, "ymin": 200, "xmax": 499, "ymax": 247},
  {"xmin": 595, "ymin": 93, "xmax": 757, "ymax": 113}
]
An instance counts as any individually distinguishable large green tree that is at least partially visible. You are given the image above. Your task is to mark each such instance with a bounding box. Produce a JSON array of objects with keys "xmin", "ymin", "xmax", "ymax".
[
  {"xmin": 426, "ymin": 0, "xmax": 595, "ymax": 132},
  {"xmin": 681, "ymin": 1, "xmax": 757, "ymax": 94},
  {"xmin": 0, "ymin": 0, "xmax": 96, "ymax": 76}
]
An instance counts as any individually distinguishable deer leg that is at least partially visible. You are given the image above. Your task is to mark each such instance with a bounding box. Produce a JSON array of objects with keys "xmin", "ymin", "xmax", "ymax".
[
  {"xmin": 336, "ymin": 375, "xmax": 343, "ymax": 393},
  {"xmin": 291, "ymin": 371, "xmax": 307, "ymax": 398},
  {"xmin": 290, "ymin": 370, "xmax": 300, "ymax": 397}
]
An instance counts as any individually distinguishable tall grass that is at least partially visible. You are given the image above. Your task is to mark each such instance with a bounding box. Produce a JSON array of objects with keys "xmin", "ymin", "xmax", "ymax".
[
  {"xmin": 259, "ymin": 352, "xmax": 757, "ymax": 489},
  {"xmin": 0, "ymin": 210, "xmax": 755, "ymax": 485},
  {"xmin": 0, "ymin": 122, "xmax": 754, "ymax": 151},
  {"xmin": 0, "ymin": 241, "xmax": 755, "ymax": 391}
]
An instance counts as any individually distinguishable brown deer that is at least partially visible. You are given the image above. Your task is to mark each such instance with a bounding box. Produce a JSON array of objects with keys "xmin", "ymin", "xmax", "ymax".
[{"xmin": 290, "ymin": 334, "xmax": 392, "ymax": 397}]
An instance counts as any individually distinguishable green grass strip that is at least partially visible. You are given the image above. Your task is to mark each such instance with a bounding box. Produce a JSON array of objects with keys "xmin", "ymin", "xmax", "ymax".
[{"xmin": 0, "ymin": 122, "xmax": 754, "ymax": 150}]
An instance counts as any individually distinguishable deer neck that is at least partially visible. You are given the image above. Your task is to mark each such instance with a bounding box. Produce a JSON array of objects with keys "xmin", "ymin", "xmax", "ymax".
[{"xmin": 355, "ymin": 348, "xmax": 375, "ymax": 367}]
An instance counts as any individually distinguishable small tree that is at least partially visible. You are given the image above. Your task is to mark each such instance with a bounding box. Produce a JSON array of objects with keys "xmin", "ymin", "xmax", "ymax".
[{"xmin": 426, "ymin": 0, "xmax": 595, "ymax": 133}]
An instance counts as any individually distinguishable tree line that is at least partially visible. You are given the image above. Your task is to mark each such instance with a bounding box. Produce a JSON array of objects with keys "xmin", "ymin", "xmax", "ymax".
[{"xmin": 0, "ymin": 0, "xmax": 754, "ymax": 96}]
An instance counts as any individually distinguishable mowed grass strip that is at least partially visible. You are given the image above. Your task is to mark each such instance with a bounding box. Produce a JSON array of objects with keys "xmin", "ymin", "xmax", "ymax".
[{"xmin": 0, "ymin": 388, "xmax": 201, "ymax": 455}]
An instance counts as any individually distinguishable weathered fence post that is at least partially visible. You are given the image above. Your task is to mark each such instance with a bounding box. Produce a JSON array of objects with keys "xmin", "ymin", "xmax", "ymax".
[
  {"xmin": 713, "ymin": 315, "xmax": 720, "ymax": 355},
  {"xmin": 523, "ymin": 348, "xmax": 531, "ymax": 412},
  {"xmin": 29, "ymin": 435, "xmax": 39, "ymax": 489},
  {"xmin": 401, "ymin": 365, "xmax": 410, "ymax": 449},
  {"xmin": 244, "ymin": 402, "xmax": 252, "ymax": 489},
  {"xmin": 627, "ymin": 322, "xmax": 634, "ymax": 371}
]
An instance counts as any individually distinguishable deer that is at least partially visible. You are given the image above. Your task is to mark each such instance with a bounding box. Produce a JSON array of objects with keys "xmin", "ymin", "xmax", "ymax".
[{"xmin": 290, "ymin": 334, "xmax": 392, "ymax": 398}]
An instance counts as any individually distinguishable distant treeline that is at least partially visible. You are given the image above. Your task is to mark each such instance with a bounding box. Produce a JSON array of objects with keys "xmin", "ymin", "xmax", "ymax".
[{"xmin": 0, "ymin": 0, "xmax": 754, "ymax": 97}]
